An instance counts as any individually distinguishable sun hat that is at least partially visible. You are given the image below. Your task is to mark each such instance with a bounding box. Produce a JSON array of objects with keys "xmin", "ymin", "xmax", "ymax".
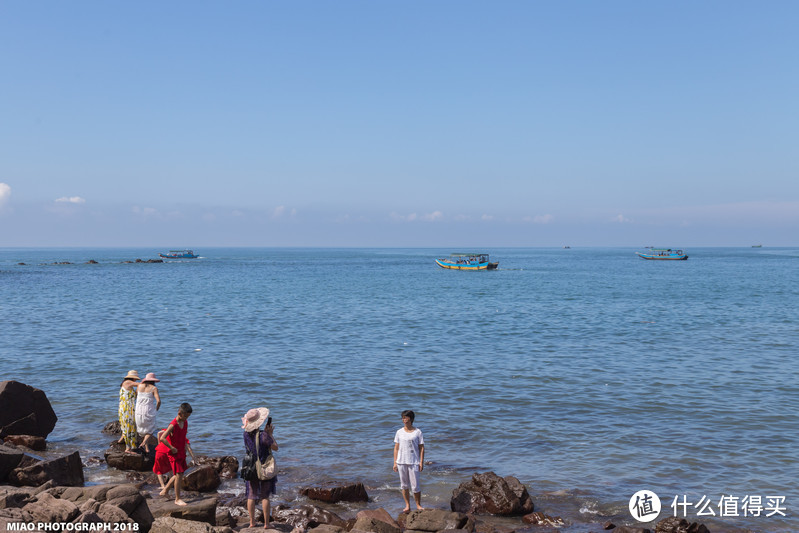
[
  {"xmin": 241, "ymin": 407, "xmax": 270, "ymax": 432},
  {"xmin": 142, "ymin": 372, "xmax": 160, "ymax": 383},
  {"xmin": 124, "ymin": 370, "xmax": 140, "ymax": 380}
]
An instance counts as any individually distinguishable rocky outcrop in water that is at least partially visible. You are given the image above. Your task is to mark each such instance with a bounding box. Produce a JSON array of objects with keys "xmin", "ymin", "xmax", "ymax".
[
  {"xmin": 0, "ymin": 381, "xmax": 58, "ymax": 438},
  {"xmin": 450, "ymin": 472, "xmax": 534, "ymax": 515},
  {"xmin": 299, "ymin": 481, "xmax": 369, "ymax": 503}
]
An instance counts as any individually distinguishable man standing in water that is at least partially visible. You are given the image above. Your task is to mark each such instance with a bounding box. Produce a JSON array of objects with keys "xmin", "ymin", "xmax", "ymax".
[{"xmin": 393, "ymin": 410, "xmax": 425, "ymax": 512}]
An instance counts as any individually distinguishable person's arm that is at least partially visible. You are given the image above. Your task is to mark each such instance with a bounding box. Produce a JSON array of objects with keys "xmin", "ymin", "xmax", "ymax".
[
  {"xmin": 186, "ymin": 441, "xmax": 195, "ymax": 463},
  {"xmin": 153, "ymin": 387, "xmax": 161, "ymax": 411},
  {"xmin": 160, "ymin": 424, "xmax": 177, "ymax": 454},
  {"xmin": 418, "ymin": 443, "xmax": 424, "ymax": 472},
  {"xmin": 265, "ymin": 425, "xmax": 278, "ymax": 451},
  {"xmin": 393, "ymin": 442, "xmax": 399, "ymax": 471}
]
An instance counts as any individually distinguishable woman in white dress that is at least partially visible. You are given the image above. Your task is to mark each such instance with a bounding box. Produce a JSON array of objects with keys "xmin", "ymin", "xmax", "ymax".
[{"xmin": 135, "ymin": 372, "xmax": 161, "ymax": 453}]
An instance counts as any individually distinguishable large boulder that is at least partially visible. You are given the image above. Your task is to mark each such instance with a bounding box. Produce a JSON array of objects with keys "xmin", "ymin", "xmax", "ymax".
[
  {"xmin": 8, "ymin": 450, "xmax": 84, "ymax": 487},
  {"xmin": 0, "ymin": 381, "xmax": 58, "ymax": 438},
  {"xmin": 450, "ymin": 472, "xmax": 534, "ymax": 516},
  {"xmin": 300, "ymin": 481, "xmax": 369, "ymax": 503},
  {"xmin": 183, "ymin": 464, "xmax": 222, "ymax": 492},
  {"xmin": 105, "ymin": 440, "xmax": 155, "ymax": 472}
]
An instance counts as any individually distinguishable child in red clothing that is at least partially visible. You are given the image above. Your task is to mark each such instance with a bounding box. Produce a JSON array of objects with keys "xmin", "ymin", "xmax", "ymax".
[
  {"xmin": 157, "ymin": 403, "xmax": 195, "ymax": 506},
  {"xmin": 153, "ymin": 428, "xmax": 175, "ymax": 496}
]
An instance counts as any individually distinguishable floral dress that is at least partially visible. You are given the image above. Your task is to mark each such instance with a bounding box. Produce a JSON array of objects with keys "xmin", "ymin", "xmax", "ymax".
[{"xmin": 118, "ymin": 387, "xmax": 138, "ymax": 449}]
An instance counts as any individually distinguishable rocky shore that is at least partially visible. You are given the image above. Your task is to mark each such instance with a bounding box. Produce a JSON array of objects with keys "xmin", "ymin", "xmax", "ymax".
[{"xmin": 1, "ymin": 381, "xmax": 717, "ymax": 533}]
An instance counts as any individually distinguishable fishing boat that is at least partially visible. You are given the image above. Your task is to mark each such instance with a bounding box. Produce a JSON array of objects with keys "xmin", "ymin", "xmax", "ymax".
[
  {"xmin": 636, "ymin": 249, "xmax": 688, "ymax": 260},
  {"xmin": 158, "ymin": 250, "xmax": 199, "ymax": 259},
  {"xmin": 435, "ymin": 253, "xmax": 498, "ymax": 270}
]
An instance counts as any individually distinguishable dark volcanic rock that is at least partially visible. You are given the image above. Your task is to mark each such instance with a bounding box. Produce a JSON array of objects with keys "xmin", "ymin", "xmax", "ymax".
[
  {"xmin": 3, "ymin": 435, "xmax": 47, "ymax": 451},
  {"xmin": 103, "ymin": 420, "xmax": 122, "ymax": 434},
  {"xmin": 655, "ymin": 516, "xmax": 710, "ymax": 533},
  {"xmin": 0, "ymin": 444, "xmax": 25, "ymax": 482},
  {"xmin": 0, "ymin": 381, "xmax": 58, "ymax": 438},
  {"xmin": 195, "ymin": 455, "xmax": 239, "ymax": 479},
  {"xmin": 105, "ymin": 440, "xmax": 155, "ymax": 472},
  {"xmin": 183, "ymin": 464, "xmax": 221, "ymax": 492},
  {"xmin": 450, "ymin": 472, "xmax": 533, "ymax": 516},
  {"xmin": 273, "ymin": 504, "xmax": 349, "ymax": 530},
  {"xmin": 8, "ymin": 451, "xmax": 84, "ymax": 487},
  {"xmin": 300, "ymin": 481, "xmax": 369, "ymax": 503},
  {"xmin": 404, "ymin": 509, "xmax": 470, "ymax": 532}
]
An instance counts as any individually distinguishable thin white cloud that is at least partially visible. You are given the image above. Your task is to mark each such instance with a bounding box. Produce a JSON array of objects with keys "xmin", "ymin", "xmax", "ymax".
[
  {"xmin": 0, "ymin": 183, "xmax": 10, "ymax": 207},
  {"xmin": 533, "ymin": 214, "xmax": 554, "ymax": 224},
  {"xmin": 272, "ymin": 206, "xmax": 297, "ymax": 219},
  {"xmin": 391, "ymin": 211, "xmax": 443, "ymax": 222},
  {"xmin": 481, "ymin": 214, "xmax": 494, "ymax": 221},
  {"xmin": 421, "ymin": 211, "xmax": 444, "ymax": 222},
  {"xmin": 614, "ymin": 214, "xmax": 632, "ymax": 223},
  {"xmin": 132, "ymin": 206, "xmax": 158, "ymax": 217},
  {"xmin": 55, "ymin": 196, "xmax": 86, "ymax": 204}
]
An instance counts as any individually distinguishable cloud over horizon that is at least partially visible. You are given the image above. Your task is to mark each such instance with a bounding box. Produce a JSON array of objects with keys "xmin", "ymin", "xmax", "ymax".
[
  {"xmin": 55, "ymin": 196, "xmax": 86, "ymax": 204},
  {"xmin": 0, "ymin": 183, "xmax": 10, "ymax": 208}
]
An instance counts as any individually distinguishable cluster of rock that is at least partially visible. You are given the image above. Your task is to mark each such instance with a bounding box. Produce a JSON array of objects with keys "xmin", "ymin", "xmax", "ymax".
[
  {"xmin": 1, "ymin": 381, "xmax": 716, "ymax": 532},
  {"xmin": 15, "ymin": 259, "xmax": 165, "ymax": 266}
]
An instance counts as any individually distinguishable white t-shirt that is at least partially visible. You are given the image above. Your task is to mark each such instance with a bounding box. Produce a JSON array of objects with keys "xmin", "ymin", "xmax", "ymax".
[{"xmin": 394, "ymin": 427, "xmax": 424, "ymax": 465}]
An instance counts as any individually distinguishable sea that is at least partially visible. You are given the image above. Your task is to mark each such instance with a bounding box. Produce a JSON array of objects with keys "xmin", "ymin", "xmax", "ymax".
[{"xmin": 1, "ymin": 247, "xmax": 797, "ymax": 532}]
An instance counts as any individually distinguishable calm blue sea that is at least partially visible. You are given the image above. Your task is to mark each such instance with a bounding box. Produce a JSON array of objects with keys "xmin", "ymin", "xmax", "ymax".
[{"xmin": 1, "ymin": 247, "xmax": 797, "ymax": 532}]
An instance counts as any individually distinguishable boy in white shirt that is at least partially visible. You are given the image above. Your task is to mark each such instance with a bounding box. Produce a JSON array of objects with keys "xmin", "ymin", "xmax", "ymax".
[{"xmin": 393, "ymin": 409, "xmax": 425, "ymax": 512}]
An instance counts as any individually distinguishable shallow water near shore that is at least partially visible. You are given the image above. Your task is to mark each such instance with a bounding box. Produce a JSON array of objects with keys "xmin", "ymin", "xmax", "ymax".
[{"xmin": 2, "ymin": 247, "xmax": 797, "ymax": 532}]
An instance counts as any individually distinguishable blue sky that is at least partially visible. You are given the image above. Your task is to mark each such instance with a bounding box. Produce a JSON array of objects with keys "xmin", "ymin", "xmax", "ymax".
[{"xmin": 1, "ymin": 1, "xmax": 798, "ymax": 247}]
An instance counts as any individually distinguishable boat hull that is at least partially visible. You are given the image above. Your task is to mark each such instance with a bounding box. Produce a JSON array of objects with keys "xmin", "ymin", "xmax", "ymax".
[
  {"xmin": 636, "ymin": 252, "xmax": 688, "ymax": 260},
  {"xmin": 159, "ymin": 252, "xmax": 198, "ymax": 259},
  {"xmin": 436, "ymin": 259, "xmax": 498, "ymax": 270}
]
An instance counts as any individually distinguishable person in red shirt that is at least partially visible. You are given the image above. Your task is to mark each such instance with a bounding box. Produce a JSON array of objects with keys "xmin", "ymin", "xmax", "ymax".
[{"xmin": 157, "ymin": 403, "xmax": 195, "ymax": 506}]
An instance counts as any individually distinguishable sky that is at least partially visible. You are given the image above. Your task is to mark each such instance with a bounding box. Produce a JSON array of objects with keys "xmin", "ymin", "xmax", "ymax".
[{"xmin": 1, "ymin": 1, "xmax": 798, "ymax": 248}]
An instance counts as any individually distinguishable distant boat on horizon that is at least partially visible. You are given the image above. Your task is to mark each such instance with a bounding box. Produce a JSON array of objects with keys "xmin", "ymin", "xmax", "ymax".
[
  {"xmin": 636, "ymin": 248, "xmax": 688, "ymax": 260},
  {"xmin": 435, "ymin": 253, "xmax": 498, "ymax": 270},
  {"xmin": 158, "ymin": 250, "xmax": 198, "ymax": 259},
  {"xmin": 752, "ymin": 244, "xmax": 763, "ymax": 248}
]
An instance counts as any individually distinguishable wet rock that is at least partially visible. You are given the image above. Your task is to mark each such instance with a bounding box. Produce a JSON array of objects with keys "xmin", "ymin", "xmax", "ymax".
[
  {"xmin": 654, "ymin": 516, "xmax": 710, "ymax": 533},
  {"xmin": 300, "ymin": 481, "xmax": 369, "ymax": 503},
  {"xmin": 273, "ymin": 503, "xmax": 349, "ymax": 530},
  {"xmin": 195, "ymin": 454, "xmax": 239, "ymax": 479},
  {"xmin": 148, "ymin": 494, "xmax": 218, "ymax": 524},
  {"xmin": 450, "ymin": 472, "xmax": 533, "ymax": 516},
  {"xmin": 404, "ymin": 509, "xmax": 471, "ymax": 532},
  {"xmin": 8, "ymin": 450, "xmax": 84, "ymax": 487},
  {"xmin": 521, "ymin": 511, "xmax": 565, "ymax": 527},
  {"xmin": 103, "ymin": 420, "xmax": 122, "ymax": 434},
  {"xmin": 3, "ymin": 435, "xmax": 47, "ymax": 451},
  {"xmin": 105, "ymin": 440, "xmax": 155, "ymax": 472},
  {"xmin": 0, "ymin": 381, "xmax": 58, "ymax": 438},
  {"xmin": 183, "ymin": 464, "xmax": 222, "ymax": 492},
  {"xmin": 611, "ymin": 527, "xmax": 652, "ymax": 533}
]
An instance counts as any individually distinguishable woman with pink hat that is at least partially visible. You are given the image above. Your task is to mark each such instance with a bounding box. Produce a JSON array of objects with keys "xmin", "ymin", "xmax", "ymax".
[
  {"xmin": 241, "ymin": 407, "xmax": 279, "ymax": 528},
  {"xmin": 135, "ymin": 372, "xmax": 161, "ymax": 454}
]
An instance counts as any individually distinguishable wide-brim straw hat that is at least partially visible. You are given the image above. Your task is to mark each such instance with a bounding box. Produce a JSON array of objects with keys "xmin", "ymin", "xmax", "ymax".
[
  {"xmin": 142, "ymin": 372, "xmax": 160, "ymax": 383},
  {"xmin": 124, "ymin": 370, "xmax": 140, "ymax": 381},
  {"xmin": 241, "ymin": 407, "xmax": 270, "ymax": 432}
]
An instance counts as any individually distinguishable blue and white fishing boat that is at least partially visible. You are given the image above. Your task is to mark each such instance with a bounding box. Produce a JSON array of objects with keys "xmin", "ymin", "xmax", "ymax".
[
  {"xmin": 159, "ymin": 250, "xmax": 199, "ymax": 259},
  {"xmin": 636, "ymin": 248, "xmax": 688, "ymax": 260},
  {"xmin": 435, "ymin": 253, "xmax": 498, "ymax": 270}
]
